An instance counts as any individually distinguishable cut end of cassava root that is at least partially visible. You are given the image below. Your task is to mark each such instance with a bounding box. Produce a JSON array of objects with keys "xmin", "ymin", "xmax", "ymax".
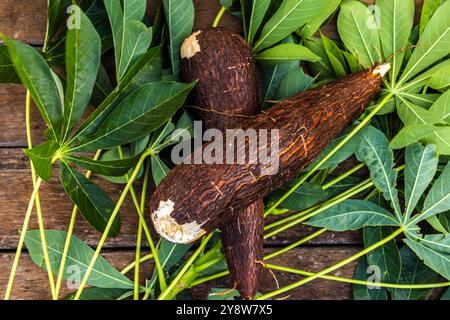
[
  {"xmin": 372, "ymin": 63, "xmax": 391, "ymax": 77},
  {"xmin": 181, "ymin": 30, "xmax": 202, "ymax": 59},
  {"xmin": 151, "ymin": 199, "xmax": 206, "ymax": 243}
]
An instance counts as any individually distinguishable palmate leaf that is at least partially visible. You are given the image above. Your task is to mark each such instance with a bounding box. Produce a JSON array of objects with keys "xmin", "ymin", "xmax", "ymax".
[
  {"xmin": 352, "ymin": 256, "xmax": 388, "ymax": 300},
  {"xmin": 398, "ymin": 0, "xmax": 450, "ymax": 84},
  {"xmin": 60, "ymin": 161, "xmax": 121, "ymax": 236},
  {"xmin": 98, "ymin": 146, "xmax": 145, "ymax": 184},
  {"xmin": 376, "ymin": 0, "xmax": 414, "ymax": 82},
  {"xmin": 422, "ymin": 127, "xmax": 450, "ymax": 155},
  {"xmin": 405, "ymin": 238, "xmax": 450, "ymax": 280},
  {"xmin": 404, "ymin": 143, "xmax": 438, "ymax": 220},
  {"xmin": 63, "ymin": 6, "xmax": 101, "ymax": 140},
  {"xmin": 419, "ymin": 0, "xmax": 447, "ymax": 36},
  {"xmin": 337, "ymin": 0, "xmax": 381, "ymax": 68},
  {"xmin": 255, "ymin": 43, "xmax": 319, "ymax": 64},
  {"xmin": 414, "ymin": 162, "xmax": 450, "ymax": 223},
  {"xmin": 320, "ymin": 33, "xmax": 347, "ymax": 77},
  {"xmin": 392, "ymin": 246, "xmax": 438, "ymax": 300},
  {"xmin": 23, "ymin": 141, "xmax": 59, "ymax": 181},
  {"xmin": 61, "ymin": 46, "xmax": 165, "ymax": 145},
  {"xmin": 2, "ymin": 37, "xmax": 63, "ymax": 142},
  {"xmin": 306, "ymin": 200, "xmax": 398, "ymax": 231},
  {"xmin": 24, "ymin": 230, "xmax": 133, "ymax": 289},
  {"xmin": 420, "ymin": 234, "xmax": 450, "ymax": 254},
  {"xmin": 72, "ymin": 81, "xmax": 195, "ymax": 152},
  {"xmin": 253, "ymin": 0, "xmax": 329, "ymax": 53},
  {"xmin": 162, "ymin": 0, "xmax": 194, "ymax": 78},
  {"xmin": 364, "ymin": 227, "xmax": 402, "ymax": 284},
  {"xmin": 355, "ymin": 126, "xmax": 401, "ymax": 218}
]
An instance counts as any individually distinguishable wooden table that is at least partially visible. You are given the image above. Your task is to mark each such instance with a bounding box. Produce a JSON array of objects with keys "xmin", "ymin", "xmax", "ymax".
[{"xmin": 0, "ymin": 0, "xmax": 424, "ymax": 300}]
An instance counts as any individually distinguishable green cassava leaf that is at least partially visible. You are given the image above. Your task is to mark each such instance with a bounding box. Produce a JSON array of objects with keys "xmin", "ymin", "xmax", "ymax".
[
  {"xmin": 2, "ymin": 37, "xmax": 63, "ymax": 141},
  {"xmin": 147, "ymin": 239, "xmax": 192, "ymax": 290},
  {"xmin": 390, "ymin": 124, "xmax": 437, "ymax": 149},
  {"xmin": 246, "ymin": 0, "xmax": 271, "ymax": 46},
  {"xmin": 320, "ymin": 32, "xmax": 347, "ymax": 77},
  {"xmin": 63, "ymin": 6, "xmax": 101, "ymax": 140},
  {"xmin": 46, "ymin": 0, "xmax": 71, "ymax": 41},
  {"xmin": 104, "ymin": 0, "xmax": 152, "ymax": 81},
  {"xmin": 422, "ymin": 126, "xmax": 450, "ymax": 155},
  {"xmin": 275, "ymin": 66, "xmax": 314, "ymax": 100},
  {"xmin": 65, "ymin": 153, "xmax": 141, "ymax": 177},
  {"xmin": 74, "ymin": 46, "xmax": 169, "ymax": 144},
  {"xmin": 23, "ymin": 141, "xmax": 59, "ymax": 181},
  {"xmin": 353, "ymin": 256, "xmax": 388, "ymax": 300},
  {"xmin": 355, "ymin": 126, "xmax": 401, "ymax": 217},
  {"xmin": 72, "ymin": 81, "xmax": 195, "ymax": 152},
  {"xmin": 397, "ymin": 97, "xmax": 445, "ymax": 125},
  {"xmin": 399, "ymin": 0, "xmax": 450, "ymax": 84},
  {"xmin": 253, "ymin": 0, "xmax": 329, "ymax": 52},
  {"xmin": 306, "ymin": 200, "xmax": 398, "ymax": 231},
  {"xmin": 405, "ymin": 237, "xmax": 450, "ymax": 280},
  {"xmin": 415, "ymin": 162, "xmax": 450, "ymax": 223},
  {"xmin": 162, "ymin": 0, "xmax": 194, "ymax": 78},
  {"xmin": 24, "ymin": 230, "xmax": 132, "ymax": 289},
  {"xmin": 392, "ymin": 246, "xmax": 438, "ymax": 300},
  {"xmin": 420, "ymin": 234, "xmax": 450, "ymax": 254},
  {"xmin": 419, "ymin": 0, "xmax": 448, "ymax": 36},
  {"xmin": 404, "ymin": 143, "xmax": 439, "ymax": 219},
  {"xmin": 429, "ymin": 90, "xmax": 450, "ymax": 125},
  {"xmin": 60, "ymin": 161, "xmax": 120, "ymax": 236},
  {"xmin": 151, "ymin": 155, "xmax": 170, "ymax": 186},
  {"xmin": 364, "ymin": 226, "xmax": 402, "ymax": 284},
  {"xmin": 377, "ymin": 0, "xmax": 414, "ymax": 82},
  {"xmin": 298, "ymin": 0, "xmax": 341, "ymax": 39},
  {"xmin": 98, "ymin": 146, "xmax": 144, "ymax": 184},
  {"xmin": 158, "ymin": 111, "xmax": 194, "ymax": 150},
  {"xmin": 304, "ymin": 37, "xmax": 335, "ymax": 80},
  {"xmin": 0, "ymin": 46, "xmax": 19, "ymax": 83},
  {"xmin": 337, "ymin": 0, "xmax": 381, "ymax": 68},
  {"xmin": 260, "ymin": 60, "xmax": 297, "ymax": 104},
  {"xmin": 255, "ymin": 43, "xmax": 319, "ymax": 64}
]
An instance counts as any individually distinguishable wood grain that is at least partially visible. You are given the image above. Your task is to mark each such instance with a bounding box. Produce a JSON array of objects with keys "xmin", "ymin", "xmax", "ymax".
[{"xmin": 0, "ymin": 247, "xmax": 362, "ymax": 300}]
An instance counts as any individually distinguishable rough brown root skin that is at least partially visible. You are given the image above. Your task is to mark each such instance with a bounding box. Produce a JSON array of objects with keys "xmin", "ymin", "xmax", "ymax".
[
  {"xmin": 180, "ymin": 27, "xmax": 264, "ymax": 298},
  {"xmin": 150, "ymin": 65, "xmax": 388, "ymax": 243},
  {"xmin": 221, "ymin": 201, "xmax": 264, "ymax": 300}
]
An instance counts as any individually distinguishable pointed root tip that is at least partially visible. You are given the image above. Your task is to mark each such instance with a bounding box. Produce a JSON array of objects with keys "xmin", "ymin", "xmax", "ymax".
[{"xmin": 372, "ymin": 63, "xmax": 391, "ymax": 77}]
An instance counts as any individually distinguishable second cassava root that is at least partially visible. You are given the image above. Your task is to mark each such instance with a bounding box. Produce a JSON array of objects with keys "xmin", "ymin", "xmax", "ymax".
[
  {"xmin": 150, "ymin": 63, "xmax": 390, "ymax": 244},
  {"xmin": 180, "ymin": 27, "xmax": 264, "ymax": 299}
]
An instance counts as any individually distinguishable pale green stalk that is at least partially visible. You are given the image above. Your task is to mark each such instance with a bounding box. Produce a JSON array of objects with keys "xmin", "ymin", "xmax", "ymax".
[
  {"xmin": 55, "ymin": 149, "xmax": 102, "ymax": 298},
  {"xmin": 73, "ymin": 151, "xmax": 152, "ymax": 300}
]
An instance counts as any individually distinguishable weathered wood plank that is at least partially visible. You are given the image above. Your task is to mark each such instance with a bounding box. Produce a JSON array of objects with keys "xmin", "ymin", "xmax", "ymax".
[
  {"xmin": 0, "ymin": 0, "xmax": 240, "ymax": 45},
  {"xmin": 0, "ymin": 148, "xmax": 361, "ymax": 250},
  {"xmin": 0, "ymin": 0, "xmax": 47, "ymax": 45},
  {"xmin": 0, "ymin": 247, "xmax": 362, "ymax": 300}
]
